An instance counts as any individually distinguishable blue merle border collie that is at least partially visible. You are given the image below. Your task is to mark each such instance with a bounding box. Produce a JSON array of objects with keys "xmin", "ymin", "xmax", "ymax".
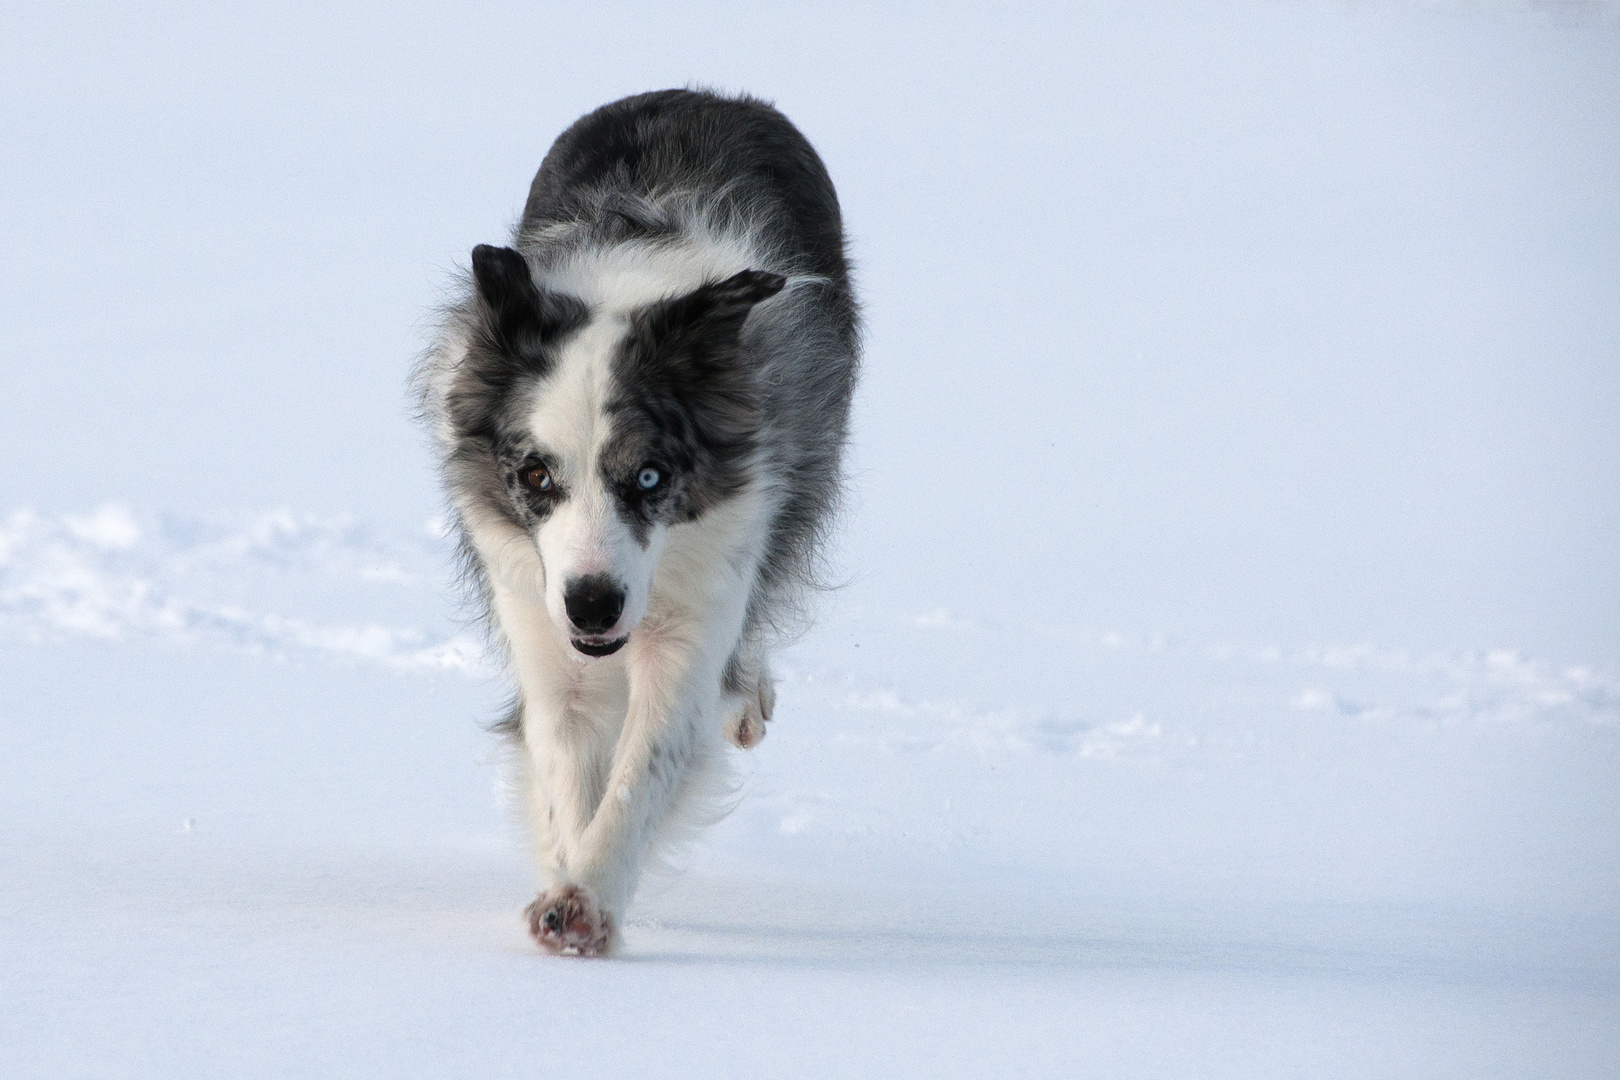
[{"xmin": 414, "ymin": 90, "xmax": 858, "ymax": 955}]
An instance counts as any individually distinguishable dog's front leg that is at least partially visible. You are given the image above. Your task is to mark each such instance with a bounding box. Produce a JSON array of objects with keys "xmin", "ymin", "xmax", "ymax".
[
  {"xmin": 526, "ymin": 611, "xmax": 729, "ymax": 955},
  {"xmin": 492, "ymin": 584, "xmax": 624, "ymax": 901}
]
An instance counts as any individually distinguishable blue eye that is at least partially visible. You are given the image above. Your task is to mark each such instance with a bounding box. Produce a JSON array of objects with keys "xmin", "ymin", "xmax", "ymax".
[{"xmin": 637, "ymin": 467, "xmax": 661, "ymax": 490}]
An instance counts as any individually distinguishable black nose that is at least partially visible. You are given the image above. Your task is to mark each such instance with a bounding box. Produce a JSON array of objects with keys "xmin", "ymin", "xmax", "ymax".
[{"xmin": 563, "ymin": 574, "xmax": 625, "ymax": 634}]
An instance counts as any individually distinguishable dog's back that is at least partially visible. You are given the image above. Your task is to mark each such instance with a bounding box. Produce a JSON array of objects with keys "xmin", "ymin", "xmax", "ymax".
[{"xmin": 521, "ymin": 89, "xmax": 851, "ymax": 289}]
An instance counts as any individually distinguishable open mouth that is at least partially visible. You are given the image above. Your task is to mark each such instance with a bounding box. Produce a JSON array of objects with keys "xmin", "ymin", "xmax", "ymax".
[{"xmin": 571, "ymin": 636, "xmax": 627, "ymax": 658}]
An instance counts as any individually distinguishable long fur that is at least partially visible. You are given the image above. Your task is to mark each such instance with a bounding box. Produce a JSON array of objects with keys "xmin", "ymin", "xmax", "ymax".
[{"xmin": 412, "ymin": 89, "xmax": 858, "ymax": 954}]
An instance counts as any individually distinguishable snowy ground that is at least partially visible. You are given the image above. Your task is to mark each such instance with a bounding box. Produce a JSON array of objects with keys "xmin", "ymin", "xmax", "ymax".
[
  {"xmin": 4, "ymin": 3, "xmax": 1619, "ymax": 1077},
  {"xmin": 2, "ymin": 508, "xmax": 1616, "ymax": 1077}
]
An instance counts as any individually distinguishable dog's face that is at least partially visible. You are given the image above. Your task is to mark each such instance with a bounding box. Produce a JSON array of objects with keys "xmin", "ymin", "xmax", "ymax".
[{"xmin": 449, "ymin": 245, "xmax": 782, "ymax": 658}]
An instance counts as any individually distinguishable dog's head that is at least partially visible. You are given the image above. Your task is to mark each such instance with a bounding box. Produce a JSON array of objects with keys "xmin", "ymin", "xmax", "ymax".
[{"xmin": 447, "ymin": 244, "xmax": 783, "ymax": 657}]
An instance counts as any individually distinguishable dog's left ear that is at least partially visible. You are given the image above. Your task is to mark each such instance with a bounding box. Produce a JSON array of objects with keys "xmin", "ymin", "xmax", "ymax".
[
  {"xmin": 641, "ymin": 269, "xmax": 786, "ymax": 360},
  {"xmin": 683, "ymin": 268, "xmax": 788, "ymax": 324},
  {"xmin": 621, "ymin": 269, "xmax": 785, "ymax": 464}
]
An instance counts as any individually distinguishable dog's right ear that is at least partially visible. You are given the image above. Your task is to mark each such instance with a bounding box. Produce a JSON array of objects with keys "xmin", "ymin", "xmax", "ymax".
[{"xmin": 471, "ymin": 245, "xmax": 582, "ymax": 353}]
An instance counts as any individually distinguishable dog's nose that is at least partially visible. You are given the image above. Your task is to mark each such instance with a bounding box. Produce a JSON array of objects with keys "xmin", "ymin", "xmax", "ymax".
[{"xmin": 563, "ymin": 575, "xmax": 625, "ymax": 634}]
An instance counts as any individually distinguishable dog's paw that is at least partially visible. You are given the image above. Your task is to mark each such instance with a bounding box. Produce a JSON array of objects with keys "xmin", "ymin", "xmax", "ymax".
[
  {"xmin": 723, "ymin": 671, "xmax": 776, "ymax": 750},
  {"xmin": 525, "ymin": 884, "xmax": 614, "ymax": 956}
]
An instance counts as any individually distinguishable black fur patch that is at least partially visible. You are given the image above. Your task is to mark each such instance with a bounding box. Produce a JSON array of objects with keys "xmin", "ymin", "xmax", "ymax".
[
  {"xmin": 602, "ymin": 270, "xmax": 786, "ymax": 537},
  {"xmin": 446, "ymin": 246, "xmax": 589, "ymax": 446},
  {"xmin": 442, "ymin": 246, "xmax": 590, "ymax": 533}
]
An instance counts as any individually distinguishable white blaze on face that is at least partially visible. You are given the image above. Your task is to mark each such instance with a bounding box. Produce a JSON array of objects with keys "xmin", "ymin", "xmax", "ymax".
[{"xmin": 523, "ymin": 315, "xmax": 666, "ymax": 643}]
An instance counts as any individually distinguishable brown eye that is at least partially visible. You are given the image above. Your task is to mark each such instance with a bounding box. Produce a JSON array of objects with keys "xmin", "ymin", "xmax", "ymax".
[{"xmin": 522, "ymin": 465, "xmax": 554, "ymax": 492}]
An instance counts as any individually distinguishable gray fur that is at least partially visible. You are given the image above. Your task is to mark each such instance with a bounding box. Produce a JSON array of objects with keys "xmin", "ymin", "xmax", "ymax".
[{"xmin": 413, "ymin": 87, "xmax": 859, "ymax": 706}]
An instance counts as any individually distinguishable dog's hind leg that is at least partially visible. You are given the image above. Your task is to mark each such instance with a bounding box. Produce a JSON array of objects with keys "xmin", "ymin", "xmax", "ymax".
[{"xmin": 720, "ymin": 648, "xmax": 774, "ymax": 750}]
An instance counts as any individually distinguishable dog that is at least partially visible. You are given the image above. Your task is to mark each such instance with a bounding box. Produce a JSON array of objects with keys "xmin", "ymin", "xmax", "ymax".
[{"xmin": 414, "ymin": 89, "xmax": 858, "ymax": 955}]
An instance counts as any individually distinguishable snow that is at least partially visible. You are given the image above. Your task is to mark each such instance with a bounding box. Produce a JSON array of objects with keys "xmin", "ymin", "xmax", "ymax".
[{"xmin": 3, "ymin": 2, "xmax": 1619, "ymax": 1077}]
